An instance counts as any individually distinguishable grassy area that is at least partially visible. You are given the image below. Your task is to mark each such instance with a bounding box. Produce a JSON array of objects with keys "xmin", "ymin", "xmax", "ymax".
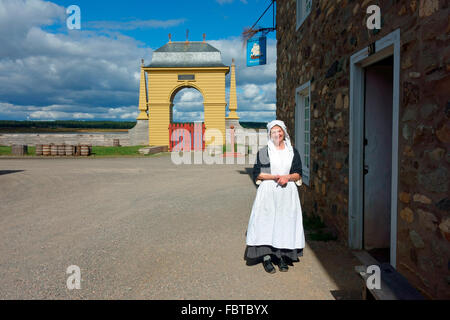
[
  {"xmin": 303, "ymin": 214, "xmax": 338, "ymax": 242},
  {"xmin": 0, "ymin": 145, "xmax": 167, "ymax": 157},
  {"xmin": 91, "ymin": 146, "xmax": 149, "ymax": 157},
  {"xmin": 0, "ymin": 146, "xmax": 11, "ymax": 155},
  {"xmin": 0, "ymin": 146, "xmax": 35, "ymax": 156}
]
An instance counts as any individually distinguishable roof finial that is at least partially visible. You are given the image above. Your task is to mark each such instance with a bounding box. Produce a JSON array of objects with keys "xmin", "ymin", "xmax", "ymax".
[
  {"xmin": 186, "ymin": 29, "xmax": 189, "ymax": 43},
  {"xmin": 168, "ymin": 33, "xmax": 171, "ymax": 43},
  {"xmin": 141, "ymin": 58, "xmax": 144, "ymax": 66},
  {"xmin": 232, "ymin": 58, "xmax": 235, "ymax": 64},
  {"xmin": 203, "ymin": 33, "xmax": 206, "ymax": 43}
]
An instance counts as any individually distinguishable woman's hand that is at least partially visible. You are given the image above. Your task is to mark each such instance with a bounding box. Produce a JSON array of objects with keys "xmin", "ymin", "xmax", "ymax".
[
  {"xmin": 276, "ymin": 173, "xmax": 301, "ymax": 187},
  {"xmin": 276, "ymin": 175, "xmax": 290, "ymax": 187}
]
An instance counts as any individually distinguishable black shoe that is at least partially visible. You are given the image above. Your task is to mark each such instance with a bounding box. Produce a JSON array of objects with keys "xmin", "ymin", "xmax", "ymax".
[
  {"xmin": 263, "ymin": 259, "xmax": 276, "ymax": 274},
  {"xmin": 278, "ymin": 257, "xmax": 289, "ymax": 272}
]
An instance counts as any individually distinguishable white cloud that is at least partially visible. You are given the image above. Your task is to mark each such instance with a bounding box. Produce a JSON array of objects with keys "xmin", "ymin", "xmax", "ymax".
[
  {"xmin": 179, "ymin": 90, "xmax": 203, "ymax": 102},
  {"xmin": 119, "ymin": 112, "xmax": 139, "ymax": 119},
  {"xmin": 243, "ymin": 84, "xmax": 260, "ymax": 99},
  {"xmin": 0, "ymin": 0, "xmax": 65, "ymax": 58},
  {"xmin": 105, "ymin": 106, "xmax": 139, "ymax": 120},
  {"xmin": 73, "ymin": 113, "xmax": 95, "ymax": 119},
  {"xmin": 172, "ymin": 88, "xmax": 204, "ymax": 121},
  {"xmin": 235, "ymin": 111, "xmax": 275, "ymax": 122},
  {"xmin": 174, "ymin": 111, "xmax": 204, "ymax": 122},
  {"xmin": 29, "ymin": 110, "xmax": 95, "ymax": 120}
]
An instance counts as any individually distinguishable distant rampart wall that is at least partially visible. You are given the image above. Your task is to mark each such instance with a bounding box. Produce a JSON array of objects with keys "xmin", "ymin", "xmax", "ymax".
[{"xmin": 0, "ymin": 133, "xmax": 130, "ymax": 146}]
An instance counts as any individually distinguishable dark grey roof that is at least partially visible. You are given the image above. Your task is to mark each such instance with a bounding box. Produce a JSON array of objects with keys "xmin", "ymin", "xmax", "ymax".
[
  {"xmin": 154, "ymin": 42, "xmax": 220, "ymax": 53},
  {"xmin": 147, "ymin": 41, "xmax": 228, "ymax": 68}
]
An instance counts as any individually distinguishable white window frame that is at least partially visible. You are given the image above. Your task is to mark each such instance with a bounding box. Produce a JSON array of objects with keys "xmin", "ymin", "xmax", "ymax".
[
  {"xmin": 296, "ymin": 0, "xmax": 312, "ymax": 30},
  {"xmin": 295, "ymin": 81, "xmax": 311, "ymax": 186}
]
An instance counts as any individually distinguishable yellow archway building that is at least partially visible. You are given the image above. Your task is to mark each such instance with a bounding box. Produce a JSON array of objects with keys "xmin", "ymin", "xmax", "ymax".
[{"xmin": 137, "ymin": 40, "xmax": 230, "ymax": 147}]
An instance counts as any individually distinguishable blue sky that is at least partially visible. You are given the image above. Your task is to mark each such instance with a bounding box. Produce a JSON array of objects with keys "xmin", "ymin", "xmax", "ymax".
[{"xmin": 0, "ymin": 0, "xmax": 277, "ymax": 122}]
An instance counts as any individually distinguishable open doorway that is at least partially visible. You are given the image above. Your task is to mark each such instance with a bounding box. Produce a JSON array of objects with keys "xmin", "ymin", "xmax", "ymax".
[
  {"xmin": 349, "ymin": 29, "xmax": 400, "ymax": 268},
  {"xmin": 363, "ymin": 56, "xmax": 393, "ymax": 264}
]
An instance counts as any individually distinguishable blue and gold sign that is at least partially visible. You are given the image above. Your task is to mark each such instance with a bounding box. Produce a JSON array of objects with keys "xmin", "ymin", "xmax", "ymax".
[{"xmin": 246, "ymin": 36, "xmax": 267, "ymax": 67}]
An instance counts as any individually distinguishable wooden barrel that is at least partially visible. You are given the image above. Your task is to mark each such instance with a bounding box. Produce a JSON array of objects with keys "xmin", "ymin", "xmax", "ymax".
[
  {"xmin": 65, "ymin": 145, "xmax": 74, "ymax": 156},
  {"xmin": 43, "ymin": 145, "xmax": 51, "ymax": 156},
  {"xmin": 80, "ymin": 145, "xmax": 90, "ymax": 156},
  {"xmin": 57, "ymin": 144, "xmax": 66, "ymax": 156},
  {"xmin": 50, "ymin": 144, "xmax": 58, "ymax": 156},
  {"xmin": 113, "ymin": 139, "xmax": 120, "ymax": 147},
  {"xmin": 35, "ymin": 144, "xmax": 43, "ymax": 156},
  {"xmin": 12, "ymin": 145, "xmax": 27, "ymax": 156},
  {"xmin": 75, "ymin": 144, "xmax": 81, "ymax": 156}
]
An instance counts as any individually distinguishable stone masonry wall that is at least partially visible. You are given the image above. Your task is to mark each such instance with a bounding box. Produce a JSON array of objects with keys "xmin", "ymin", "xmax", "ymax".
[{"xmin": 276, "ymin": 0, "xmax": 449, "ymax": 298}]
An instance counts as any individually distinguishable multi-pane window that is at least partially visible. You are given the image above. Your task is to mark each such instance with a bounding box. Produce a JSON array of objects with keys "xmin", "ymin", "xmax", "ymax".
[
  {"xmin": 304, "ymin": 95, "xmax": 310, "ymax": 173},
  {"xmin": 295, "ymin": 82, "xmax": 311, "ymax": 185},
  {"xmin": 296, "ymin": 0, "xmax": 312, "ymax": 30}
]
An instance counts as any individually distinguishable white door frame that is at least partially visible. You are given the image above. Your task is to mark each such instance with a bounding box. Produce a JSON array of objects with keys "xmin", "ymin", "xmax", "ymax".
[{"xmin": 349, "ymin": 29, "xmax": 400, "ymax": 268}]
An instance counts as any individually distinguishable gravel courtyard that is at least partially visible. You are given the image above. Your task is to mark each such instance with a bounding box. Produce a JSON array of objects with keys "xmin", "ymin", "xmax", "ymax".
[{"xmin": 0, "ymin": 155, "xmax": 362, "ymax": 299}]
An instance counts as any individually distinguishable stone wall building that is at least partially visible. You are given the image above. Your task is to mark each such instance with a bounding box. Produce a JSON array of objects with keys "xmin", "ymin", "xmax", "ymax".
[{"xmin": 276, "ymin": 0, "xmax": 449, "ymax": 299}]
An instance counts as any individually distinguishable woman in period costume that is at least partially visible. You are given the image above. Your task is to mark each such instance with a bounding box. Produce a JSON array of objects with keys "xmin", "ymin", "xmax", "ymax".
[{"xmin": 245, "ymin": 120, "xmax": 305, "ymax": 273}]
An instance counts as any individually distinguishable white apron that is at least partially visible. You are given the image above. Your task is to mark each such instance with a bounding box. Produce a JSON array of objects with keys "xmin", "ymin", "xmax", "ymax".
[{"xmin": 246, "ymin": 147, "xmax": 305, "ymax": 249}]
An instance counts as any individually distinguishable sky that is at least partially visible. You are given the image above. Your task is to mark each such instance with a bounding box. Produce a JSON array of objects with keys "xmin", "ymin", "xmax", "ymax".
[{"xmin": 0, "ymin": 0, "xmax": 277, "ymax": 123}]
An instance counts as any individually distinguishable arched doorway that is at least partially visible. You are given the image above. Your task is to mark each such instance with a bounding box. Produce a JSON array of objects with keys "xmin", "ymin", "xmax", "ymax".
[
  {"xmin": 169, "ymin": 86, "xmax": 205, "ymax": 151},
  {"xmin": 170, "ymin": 86, "xmax": 204, "ymax": 123}
]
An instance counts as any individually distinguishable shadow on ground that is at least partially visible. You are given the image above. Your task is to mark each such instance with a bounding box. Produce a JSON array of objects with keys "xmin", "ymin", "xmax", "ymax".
[{"xmin": 0, "ymin": 170, "xmax": 24, "ymax": 176}]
